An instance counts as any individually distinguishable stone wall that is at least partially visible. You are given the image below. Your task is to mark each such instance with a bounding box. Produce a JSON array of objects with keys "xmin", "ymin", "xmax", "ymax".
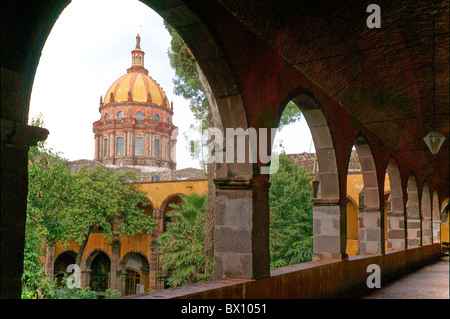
[{"xmin": 67, "ymin": 159, "xmax": 205, "ymax": 182}]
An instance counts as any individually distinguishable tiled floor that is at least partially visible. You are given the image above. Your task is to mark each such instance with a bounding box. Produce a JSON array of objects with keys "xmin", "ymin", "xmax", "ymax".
[{"xmin": 362, "ymin": 256, "xmax": 449, "ymax": 299}]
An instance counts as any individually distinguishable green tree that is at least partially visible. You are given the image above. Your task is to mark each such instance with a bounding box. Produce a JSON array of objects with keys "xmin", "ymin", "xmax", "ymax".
[
  {"xmin": 156, "ymin": 193, "xmax": 209, "ymax": 287},
  {"xmin": 63, "ymin": 165, "xmax": 157, "ymax": 266},
  {"xmin": 269, "ymin": 153, "xmax": 313, "ymax": 268},
  {"xmin": 22, "ymin": 115, "xmax": 74, "ymax": 298}
]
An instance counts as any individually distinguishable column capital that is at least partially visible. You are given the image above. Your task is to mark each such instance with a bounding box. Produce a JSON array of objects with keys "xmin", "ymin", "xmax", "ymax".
[
  {"xmin": 214, "ymin": 175, "xmax": 252, "ymax": 189},
  {"xmin": 1, "ymin": 119, "xmax": 49, "ymax": 148}
]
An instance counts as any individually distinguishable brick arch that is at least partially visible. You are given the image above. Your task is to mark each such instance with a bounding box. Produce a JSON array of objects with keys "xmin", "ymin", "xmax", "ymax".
[
  {"xmin": 421, "ymin": 182, "xmax": 432, "ymax": 245},
  {"xmin": 385, "ymin": 157, "xmax": 406, "ymax": 250},
  {"xmin": 406, "ymin": 173, "xmax": 422, "ymax": 247}
]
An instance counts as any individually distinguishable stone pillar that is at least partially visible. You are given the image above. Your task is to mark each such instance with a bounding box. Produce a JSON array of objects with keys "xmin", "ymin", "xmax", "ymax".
[
  {"xmin": 213, "ymin": 175, "xmax": 270, "ymax": 280},
  {"xmin": 109, "ymin": 240, "xmax": 121, "ymax": 291},
  {"xmin": 312, "ymin": 198, "xmax": 345, "ymax": 260},
  {"xmin": 80, "ymin": 269, "xmax": 91, "ymax": 289},
  {"xmin": 406, "ymin": 193, "xmax": 421, "ymax": 247},
  {"xmin": 386, "ymin": 193, "xmax": 406, "ymax": 250},
  {"xmin": 422, "ymin": 218, "xmax": 432, "ymax": 245},
  {"xmin": 1, "ymin": 112, "xmax": 48, "ymax": 298},
  {"xmin": 358, "ymin": 189, "xmax": 382, "ymax": 255},
  {"xmin": 148, "ymin": 240, "xmax": 160, "ymax": 291}
]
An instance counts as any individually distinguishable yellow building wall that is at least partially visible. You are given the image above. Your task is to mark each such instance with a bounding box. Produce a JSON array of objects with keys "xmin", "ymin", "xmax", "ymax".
[
  {"xmin": 49, "ymin": 179, "xmax": 209, "ymax": 292},
  {"xmin": 441, "ymin": 209, "xmax": 449, "ymax": 243},
  {"xmin": 137, "ymin": 180, "xmax": 208, "ymax": 209}
]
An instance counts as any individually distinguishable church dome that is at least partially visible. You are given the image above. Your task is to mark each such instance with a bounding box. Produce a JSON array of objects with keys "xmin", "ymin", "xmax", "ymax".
[
  {"xmin": 103, "ymin": 72, "xmax": 169, "ymax": 106},
  {"xmin": 102, "ymin": 34, "xmax": 169, "ymax": 107}
]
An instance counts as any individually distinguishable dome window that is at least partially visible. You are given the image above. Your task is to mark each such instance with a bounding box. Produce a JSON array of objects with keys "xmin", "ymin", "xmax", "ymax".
[
  {"xmin": 135, "ymin": 111, "xmax": 144, "ymax": 120},
  {"xmin": 117, "ymin": 111, "xmax": 125, "ymax": 120},
  {"xmin": 167, "ymin": 117, "xmax": 170, "ymax": 124},
  {"xmin": 135, "ymin": 137, "xmax": 143, "ymax": 156},
  {"xmin": 116, "ymin": 137, "xmax": 124, "ymax": 156},
  {"xmin": 104, "ymin": 112, "xmax": 109, "ymax": 121},
  {"xmin": 154, "ymin": 113, "xmax": 160, "ymax": 121}
]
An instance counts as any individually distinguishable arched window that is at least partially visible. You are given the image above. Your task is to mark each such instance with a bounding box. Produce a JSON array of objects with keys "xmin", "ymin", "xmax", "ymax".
[
  {"xmin": 117, "ymin": 111, "xmax": 125, "ymax": 120},
  {"xmin": 135, "ymin": 111, "xmax": 144, "ymax": 120},
  {"xmin": 104, "ymin": 112, "xmax": 109, "ymax": 121},
  {"xmin": 167, "ymin": 117, "xmax": 170, "ymax": 124},
  {"xmin": 154, "ymin": 113, "xmax": 160, "ymax": 121}
]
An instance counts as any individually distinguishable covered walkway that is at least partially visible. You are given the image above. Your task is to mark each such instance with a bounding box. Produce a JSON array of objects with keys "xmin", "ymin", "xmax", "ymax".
[{"xmin": 362, "ymin": 256, "xmax": 449, "ymax": 299}]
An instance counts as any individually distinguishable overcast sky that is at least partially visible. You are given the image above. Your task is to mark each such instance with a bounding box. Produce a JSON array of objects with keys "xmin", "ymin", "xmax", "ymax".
[{"xmin": 29, "ymin": 0, "xmax": 314, "ymax": 170}]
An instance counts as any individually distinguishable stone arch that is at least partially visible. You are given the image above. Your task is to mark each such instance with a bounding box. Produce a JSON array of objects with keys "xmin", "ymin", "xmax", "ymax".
[
  {"xmin": 432, "ymin": 191, "xmax": 440, "ymax": 243},
  {"xmin": 279, "ymin": 88, "xmax": 341, "ymax": 260},
  {"xmin": 14, "ymin": 0, "xmax": 254, "ymax": 283},
  {"xmin": 352, "ymin": 135, "xmax": 381, "ymax": 255},
  {"xmin": 385, "ymin": 157, "xmax": 405, "ymax": 250},
  {"xmin": 421, "ymin": 182, "xmax": 432, "ymax": 245},
  {"xmin": 406, "ymin": 173, "xmax": 421, "ymax": 247}
]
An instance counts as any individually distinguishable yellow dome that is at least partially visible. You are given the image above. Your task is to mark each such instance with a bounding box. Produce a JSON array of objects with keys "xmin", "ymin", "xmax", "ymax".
[
  {"xmin": 102, "ymin": 34, "xmax": 169, "ymax": 106},
  {"xmin": 103, "ymin": 71, "xmax": 168, "ymax": 106}
]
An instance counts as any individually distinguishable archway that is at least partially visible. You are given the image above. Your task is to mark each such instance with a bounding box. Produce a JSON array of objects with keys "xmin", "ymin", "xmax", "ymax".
[
  {"xmin": 160, "ymin": 193, "xmax": 184, "ymax": 232},
  {"xmin": 86, "ymin": 250, "xmax": 111, "ymax": 293},
  {"xmin": 278, "ymin": 90, "xmax": 341, "ymax": 261},
  {"xmin": 120, "ymin": 251, "xmax": 150, "ymax": 295},
  {"xmin": 53, "ymin": 250, "xmax": 77, "ymax": 287}
]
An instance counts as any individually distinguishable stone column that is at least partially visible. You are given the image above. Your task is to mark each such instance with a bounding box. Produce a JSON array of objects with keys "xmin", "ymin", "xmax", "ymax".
[
  {"xmin": 213, "ymin": 175, "xmax": 270, "ymax": 280},
  {"xmin": 1, "ymin": 115, "xmax": 48, "ymax": 298},
  {"xmin": 406, "ymin": 193, "xmax": 421, "ymax": 247},
  {"xmin": 109, "ymin": 240, "xmax": 121, "ymax": 291},
  {"xmin": 422, "ymin": 217, "xmax": 433, "ymax": 245},
  {"xmin": 80, "ymin": 269, "xmax": 91, "ymax": 289},
  {"xmin": 386, "ymin": 194, "xmax": 406, "ymax": 250},
  {"xmin": 312, "ymin": 198, "xmax": 345, "ymax": 260},
  {"xmin": 358, "ymin": 188, "xmax": 382, "ymax": 255},
  {"xmin": 148, "ymin": 239, "xmax": 160, "ymax": 291}
]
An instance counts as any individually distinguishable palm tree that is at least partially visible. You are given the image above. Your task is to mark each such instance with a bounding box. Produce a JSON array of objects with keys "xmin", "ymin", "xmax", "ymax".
[{"xmin": 156, "ymin": 193, "xmax": 208, "ymax": 287}]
